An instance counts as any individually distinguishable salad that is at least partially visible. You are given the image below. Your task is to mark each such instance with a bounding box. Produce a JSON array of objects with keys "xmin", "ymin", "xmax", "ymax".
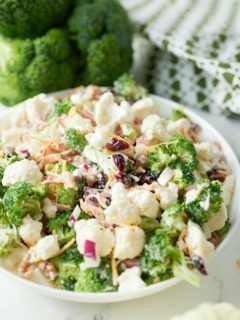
[{"xmin": 0, "ymin": 75, "xmax": 235, "ymax": 293}]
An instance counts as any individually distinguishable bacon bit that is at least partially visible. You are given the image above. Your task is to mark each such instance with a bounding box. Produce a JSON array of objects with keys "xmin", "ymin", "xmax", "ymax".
[
  {"xmin": 236, "ymin": 258, "xmax": 240, "ymax": 267},
  {"xmin": 111, "ymin": 253, "xmax": 118, "ymax": 286},
  {"xmin": 80, "ymin": 109, "xmax": 96, "ymax": 125},
  {"xmin": 57, "ymin": 117, "xmax": 67, "ymax": 129},
  {"xmin": 122, "ymin": 258, "xmax": 140, "ymax": 268},
  {"xmin": 188, "ymin": 123, "xmax": 201, "ymax": 143},
  {"xmin": 207, "ymin": 169, "xmax": 228, "ymax": 182},
  {"xmin": 38, "ymin": 261, "xmax": 58, "ymax": 281},
  {"xmin": 136, "ymin": 135, "xmax": 149, "ymax": 145}
]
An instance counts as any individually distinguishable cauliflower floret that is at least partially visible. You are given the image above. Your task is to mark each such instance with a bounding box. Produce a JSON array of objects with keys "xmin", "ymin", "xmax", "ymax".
[
  {"xmin": 104, "ymin": 183, "xmax": 141, "ymax": 225},
  {"xmin": 131, "ymin": 97, "xmax": 159, "ymax": 120},
  {"xmin": 2, "ymin": 159, "xmax": 43, "ymax": 186},
  {"xmin": 25, "ymin": 94, "xmax": 56, "ymax": 123},
  {"xmin": 141, "ymin": 114, "xmax": 170, "ymax": 142},
  {"xmin": 185, "ymin": 220, "xmax": 214, "ymax": 263},
  {"xmin": 85, "ymin": 128, "xmax": 109, "ymax": 150},
  {"xmin": 127, "ymin": 187, "xmax": 160, "ymax": 218},
  {"xmin": 202, "ymin": 205, "xmax": 228, "ymax": 239},
  {"xmin": 19, "ymin": 215, "xmax": 42, "ymax": 247},
  {"xmin": 94, "ymin": 92, "xmax": 134, "ymax": 131},
  {"xmin": 1, "ymin": 128, "xmax": 26, "ymax": 148},
  {"xmin": 74, "ymin": 219, "xmax": 115, "ymax": 268},
  {"xmin": 222, "ymin": 175, "xmax": 235, "ymax": 206},
  {"xmin": 167, "ymin": 118, "xmax": 191, "ymax": 136},
  {"xmin": 64, "ymin": 113, "xmax": 93, "ymax": 133},
  {"xmin": 155, "ymin": 182, "xmax": 178, "ymax": 209},
  {"xmin": 195, "ymin": 142, "xmax": 221, "ymax": 174},
  {"xmin": 36, "ymin": 235, "xmax": 60, "ymax": 261},
  {"xmin": 42, "ymin": 198, "xmax": 57, "ymax": 218},
  {"xmin": 118, "ymin": 267, "xmax": 146, "ymax": 292},
  {"xmin": 114, "ymin": 226, "xmax": 145, "ymax": 259}
]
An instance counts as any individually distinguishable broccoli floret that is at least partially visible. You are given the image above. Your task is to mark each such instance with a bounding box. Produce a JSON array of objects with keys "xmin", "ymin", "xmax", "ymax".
[
  {"xmin": 65, "ymin": 128, "xmax": 87, "ymax": 152},
  {"xmin": 68, "ymin": 0, "xmax": 133, "ymax": 86},
  {"xmin": 52, "ymin": 246, "xmax": 83, "ymax": 291},
  {"xmin": 114, "ymin": 74, "xmax": 147, "ymax": 100},
  {"xmin": 140, "ymin": 228, "xmax": 181, "ymax": 283},
  {"xmin": 171, "ymin": 109, "xmax": 188, "ymax": 121},
  {"xmin": 47, "ymin": 211, "xmax": 75, "ymax": 245},
  {"xmin": 173, "ymin": 163, "xmax": 196, "ymax": 188},
  {"xmin": 161, "ymin": 204, "xmax": 186, "ymax": 231},
  {"xmin": 50, "ymin": 184, "xmax": 78, "ymax": 209},
  {"xmin": 0, "ymin": 227, "xmax": 19, "ymax": 257},
  {"xmin": 55, "ymin": 99, "xmax": 73, "ymax": 116},
  {"xmin": 75, "ymin": 258, "xmax": 114, "ymax": 292},
  {"xmin": 3, "ymin": 182, "xmax": 46, "ymax": 227},
  {"xmin": 140, "ymin": 217, "xmax": 161, "ymax": 236},
  {"xmin": 147, "ymin": 136, "xmax": 198, "ymax": 186},
  {"xmin": 0, "ymin": 0, "xmax": 72, "ymax": 38},
  {"xmin": 184, "ymin": 180, "xmax": 223, "ymax": 224},
  {"xmin": 0, "ymin": 29, "xmax": 78, "ymax": 106}
]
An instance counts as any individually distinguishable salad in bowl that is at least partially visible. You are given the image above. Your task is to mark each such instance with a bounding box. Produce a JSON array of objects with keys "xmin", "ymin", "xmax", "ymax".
[{"xmin": 0, "ymin": 75, "xmax": 235, "ymax": 295}]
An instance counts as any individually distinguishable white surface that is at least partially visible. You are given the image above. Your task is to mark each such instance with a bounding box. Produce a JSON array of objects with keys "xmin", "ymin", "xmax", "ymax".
[{"xmin": 0, "ymin": 101, "xmax": 240, "ymax": 318}]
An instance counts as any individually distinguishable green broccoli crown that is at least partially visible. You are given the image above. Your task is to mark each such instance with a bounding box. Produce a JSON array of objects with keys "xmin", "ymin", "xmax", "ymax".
[
  {"xmin": 65, "ymin": 128, "xmax": 87, "ymax": 152},
  {"xmin": 139, "ymin": 217, "xmax": 161, "ymax": 236},
  {"xmin": 3, "ymin": 182, "xmax": 45, "ymax": 227},
  {"xmin": 50, "ymin": 183, "xmax": 78, "ymax": 209},
  {"xmin": 113, "ymin": 74, "xmax": 147, "ymax": 101},
  {"xmin": 47, "ymin": 211, "xmax": 75, "ymax": 245},
  {"xmin": 171, "ymin": 109, "xmax": 188, "ymax": 121},
  {"xmin": 52, "ymin": 246, "xmax": 83, "ymax": 291},
  {"xmin": 147, "ymin": 135, "xmax": 198, "ymax": 188},
  {"xmin": 74, "ymin": 258, "xmax": 114, "ymax": 293},
  {"xmin": 140, "ymin": 228, "xmax": 181, "ymax": 283},
  {"xmin": 0, "ymin": 0, "xmax": 72, "ymax": 38},
  {"xmin": 68, "ymin": 0, "xmax": 133, "ymax": 86},
  {"xmin": 184, "ymin": 180, "xmax": 223, "ymax": 224},
  {"xmin": 55, "ymin": 99, "xmax": 73, "ymax": 116},
  {"xmin": 0, "ymin": 227, "xmax": 19, "ymax": 257},
  {"xmin": 0, "ymin": 28, "xmax": 78, "ymax": 106}
]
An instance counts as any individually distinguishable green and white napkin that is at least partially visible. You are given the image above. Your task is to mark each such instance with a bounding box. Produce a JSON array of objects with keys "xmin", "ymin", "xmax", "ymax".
[{"xmin": 120, "ymin": 0, "xmax": 240, "ymax": 114}]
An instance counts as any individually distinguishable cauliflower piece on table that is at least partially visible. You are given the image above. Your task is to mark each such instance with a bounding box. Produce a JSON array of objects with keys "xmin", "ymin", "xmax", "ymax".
[
  {"xmin": 36, "ymin": 235, "xmax": 60, "ymax": 261},
  {"xmin": 114, "ymin": 225, "xmax": 145, "ymax": 260},
  {"xmin": 185, "ymin": 220, "xmax": 214, "ymax": 263},
  {"xmin": 2, "ymin": 159, "xmax": 43, "ymax": 186},
  {"xmin": 118, "ymin": 267, "xmax": 146, "ymax": 292},
  {"xmin": 19, "ymin": 215, "xmax": 42, "ymax": 247}
]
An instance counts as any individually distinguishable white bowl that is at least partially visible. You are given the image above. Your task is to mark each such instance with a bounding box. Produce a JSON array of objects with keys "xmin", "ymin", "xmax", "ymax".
[{"xmin": 0, "ymin": 93, "xmax": 240, "ymax": 303}]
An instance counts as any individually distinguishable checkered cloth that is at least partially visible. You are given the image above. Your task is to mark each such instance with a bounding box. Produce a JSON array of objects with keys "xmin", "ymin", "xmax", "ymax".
[{"xmin": 120, "ymin": 0, "xmax": 240, "ymax": 114}]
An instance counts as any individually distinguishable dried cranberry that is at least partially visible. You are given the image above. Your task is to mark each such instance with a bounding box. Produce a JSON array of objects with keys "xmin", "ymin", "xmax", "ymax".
[
  {"xmin": 93, "ymin": 172, "xmax": 108, "ymax": 189},
  {"xmin": 112, "ymin": 154, "xmax": 126, "ymax": 172},
  {"xmin": 115, "ymin": 172, "xmax": 133, "ymax": 188},
  {"xmin": 190, "ymin": 255, "xmax": 208, "ymax": 275},
  {"xmin": 105, "ymin": 138, "xmax": 129, "ymax": 151},
  {"xmin": 138, "ymin": 171, "xmax": 157, "ymax": 185}
]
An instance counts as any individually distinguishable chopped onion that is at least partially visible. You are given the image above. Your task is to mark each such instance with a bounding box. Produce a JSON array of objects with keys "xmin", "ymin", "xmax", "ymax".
[
  {"xmin": 67, "ymin": 205, "xmax": 81, "ymax": 227},
  {"xmin": 157, "ymin": 167, "xmax": 174, "ymax": 186},
  {"xmin": 84, "ymin": 239, "xmax": 96, "ymax": 260}
]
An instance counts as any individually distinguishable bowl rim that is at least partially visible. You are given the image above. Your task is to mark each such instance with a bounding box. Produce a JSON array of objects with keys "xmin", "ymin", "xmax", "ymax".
[{"xmin": 0, "ymin": 92, "xmax": 239, "ymax": 303}]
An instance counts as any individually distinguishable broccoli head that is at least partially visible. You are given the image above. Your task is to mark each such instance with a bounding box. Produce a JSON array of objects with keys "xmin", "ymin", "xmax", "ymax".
[
  {"xmin": 55, "ymin": 99, "xmax": 73, "ymax": 116},
  {"xmin": 140, "ymin": 228, "xmax": 181, "ymax": 283},
  {"xmin": 114, "ymin": 74, "xmax": 147, "ymax": 101},
  {"xmin": 3, "ymin": 182, "xmax": 47, "ymax": 227},
  {"xmin": 147, "ymin": 136, "xmax": 197, "ymax": 188},
  {"xmin": 0, "ymin": 226, "xmax": 19, "ymax": 257},
  {"xmin": 67, "ymin": 0, "xmax": 133, "ymax": 86},
  {"xmin": 0, "ymin": 29, "xmax": 78, "ymax": 106},
  {"xmin": 184, "ymin": 180, "xmax": 223, "ymax": 224},
  {"xmin": 47, "ymin": 211, "xmax": 75, "ymax": 245},
  {"xmin": 64, "ymin": 128, "xmax": 87, "ymax": 152},
  {"xmin": 49, "ymin": 183, "xmax": 78, "ymax": 209},
  {"xmin": 52, "ymin": 246, "xmax": 83, "ymax": 291},
  {"xmin": 74, "ymin": 258, "xmax": 115, "ymax": 292},
  {"xmin": 0, "ymin": 0, "xmax": 72, "ymax": 38}
]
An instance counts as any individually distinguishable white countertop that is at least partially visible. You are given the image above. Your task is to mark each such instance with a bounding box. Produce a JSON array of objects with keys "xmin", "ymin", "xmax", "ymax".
[{"xmin": 0, "ymin": 108, "xmax": 239, "ymax": 320}]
